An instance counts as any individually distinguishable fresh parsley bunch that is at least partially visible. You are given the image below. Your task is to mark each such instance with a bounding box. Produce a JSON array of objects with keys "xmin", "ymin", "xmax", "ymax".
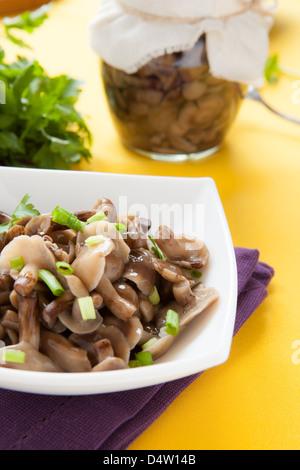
[{"xmin": 0, "ymin": 4, "xmax": 92, "ymax": 169}]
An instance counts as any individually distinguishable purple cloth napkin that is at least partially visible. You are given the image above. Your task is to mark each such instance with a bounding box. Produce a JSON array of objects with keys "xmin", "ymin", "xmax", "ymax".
[{"xmin": 0, "ymin": 248, "xmax": 274, "ymax": 451}]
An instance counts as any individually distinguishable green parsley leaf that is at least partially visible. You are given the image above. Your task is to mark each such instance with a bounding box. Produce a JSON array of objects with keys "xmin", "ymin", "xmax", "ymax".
[
  {"xmin": 3, "ymin": 4, "xmax": 51, "ymax": 49},
  {"xmin": 13, "ymin": 193, "xmax": 40, "ymax": 219},
  {"xmin": 0, "ymin": 5, "xmax": 92, "ymax": 170},
  {"xmin": 0, "ymin": 194, "xmax": 40, "ymax": 236}
]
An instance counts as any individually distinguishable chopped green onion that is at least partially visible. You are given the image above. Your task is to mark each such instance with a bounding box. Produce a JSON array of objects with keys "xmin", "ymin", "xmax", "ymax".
[
  {"xmin": 148, "ymin": 286, "xmax": 160, "ymax": 306},
  {"xmin": 56, "ymin": 261, "xmax": 73, "ymax": 276},
  {"xmin": 9, "ymin": 256, "xmax": 24, "ymax": 271},
  {"xmin": 77, "ymin": 296, "xmax": 96, "ymax": 321},
  {"xmin": 51, "ymin": 205, "xmax": 85, "ymax": 233},
  {"xmin": 1, "ymin": 349, "xmax": 25, "ymax": 364},
  {"xmin": 189, "ymin": 269, "xmax": 202, "ymax": 279},
  {"xmin": 38, "ymin": 269, "xmax": 65, "ymax": 297},
  {"xmin": 128, "ymin": 359, "xmax": 142, "ymax": 368},
  {"xmin": 135, "ymin": 350, "xmax": 153, "ymax": 366},
  {"xmin": 148, "ymin": 234, "xmax": 166, "ymax": 261},
  {"xmin": 165, "ymin": 309, "xmax": 179, "ymax": 336},
  {"xmin": 141, "ymin": 337, "xmax": 158, "ymax": 350},
  {"xmin": 85, "ymin": 235, "xmax": 105, "ymax": 246},
  {"xmin": 113, "ymin": 223, "xmax": 127, "ymax": 234},
  {"xmin": 86, "ymin": 211, "xmax": 107, "ymax": 224}
]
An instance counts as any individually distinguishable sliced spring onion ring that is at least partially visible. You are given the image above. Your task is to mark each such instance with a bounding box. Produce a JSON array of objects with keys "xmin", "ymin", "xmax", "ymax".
[
  {"xmin": 135, "ymin": 350, "xmax": 153, "ymax": 366},
  {"xmin": 56, "ymin": 261, "xmax": 74, "ymax": 275},
  {"xmin": 77, "ymin": 296, "xmax": 96, "ymax": 321},
  {"xmin": 141, "ymin": 337, "xmax": 158, "ymax": 350},
  {"xmin": 148, "ymin": 285, "xmax": 160, "ymax": 306},
  {"xmin": 165, "ymin": 309, "xmax": 179, "ymax": 336},
  {"xmin": 84, "ymin": 235, "xmax": 105, "ymax": 246},
  {"xmin": 128, "ymin": 359, "xmax": 142, "ymax": 368},
  {"xmin": 189, "ymin": 269, "xmax": 202, "ymax": 279},
  {"xmin": 51, "ymin": 205, "xmax": 85, "ymax": 233},
  {"xmin": 1, "ymin": 349, "xmax": 25, "ymax": 364},
  {"xmin": 38, "ymin": 269, "xmax": 65, "ymax": 297},
  {"xmin": 113, "ymin": 223, "xmax": 127, "ymax": 234},
  {"xmin": 86, "ymin": 211, "xmax": 106, "ymax": 224},
  {"xmin": 9, "ymin": 256, "xmax": 24, "ymax": 271}
]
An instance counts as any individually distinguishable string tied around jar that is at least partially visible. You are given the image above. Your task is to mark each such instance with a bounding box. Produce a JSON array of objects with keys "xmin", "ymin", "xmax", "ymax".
[{"xmin": 114, "ymin": 0, "xmax": 277, "ymax": 24}]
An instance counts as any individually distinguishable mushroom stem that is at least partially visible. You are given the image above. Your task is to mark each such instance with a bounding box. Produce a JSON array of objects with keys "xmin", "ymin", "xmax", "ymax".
[
  {"xmin": 93, "ymin": 338, "xmax": 114, "ymax": 363},
  {"xmin": 14, "ymin": 262, "xmax": 39, "ymax": 296},
  {"xmin": 1, "ymin": 309, "xmax": 19, "ymax": 332},
  {"xmin": 96, "ymin": 275, "xmax": 137, "ymax": 321},
  {"xmin": 40, "ymin": 330, "xmax": 92, "ymax": 372},
  {"xmin": 17, "ymin": 291, "xmax": 40, "ymax": 349},
  {"xmin": 41, "ymin": 290, "xmax": 75, "ymax": 329}
]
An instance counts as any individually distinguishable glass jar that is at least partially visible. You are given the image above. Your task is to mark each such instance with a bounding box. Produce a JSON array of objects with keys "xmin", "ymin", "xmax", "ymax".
[{"xmin": 101, "ymin": 36, "xmax": 246, "ymax": 162}]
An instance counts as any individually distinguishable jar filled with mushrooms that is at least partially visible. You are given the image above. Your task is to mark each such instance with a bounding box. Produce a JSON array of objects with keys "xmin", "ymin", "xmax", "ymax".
[
  {"xmin": 101, "ymin": 36, "xmax": 246, "ymax": 161},
  {"xmin": 89, "ymin": 0, "xmax": 276, "ymax": 161}
]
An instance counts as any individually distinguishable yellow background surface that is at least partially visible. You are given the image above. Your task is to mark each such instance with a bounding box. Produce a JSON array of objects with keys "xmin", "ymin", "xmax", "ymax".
[{"xmin": 3, "ymin": 0, "xmax": 300, "ymax": 450}]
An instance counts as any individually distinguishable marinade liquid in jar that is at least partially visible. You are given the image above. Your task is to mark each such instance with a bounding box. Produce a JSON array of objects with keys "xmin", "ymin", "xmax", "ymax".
[{"xmin": 101, "ymin": 36, "xmax": 246, "ymax": 162}]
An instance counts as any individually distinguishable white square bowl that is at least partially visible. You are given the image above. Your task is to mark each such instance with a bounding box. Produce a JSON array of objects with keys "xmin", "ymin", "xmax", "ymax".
[{"xmin": 0, "ymin": 167, "xmax": 237, "ymax": 395}]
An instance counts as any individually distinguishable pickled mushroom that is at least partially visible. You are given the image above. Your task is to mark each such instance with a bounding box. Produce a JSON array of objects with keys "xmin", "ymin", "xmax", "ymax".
[
  {"xmin": 0, "ymin": 235, "xmax": 57, "ymax": 296},
  {"xmin": 0, "ymin": 194, "xmax": 218, "ymax": 373},
  {"xmin": 144, "ymin": 283, "xmax": 219, "ymax": 361},
  {"xmin": 58, "ymin": 297, "xmax": 103, "ymax": 335},
  {"xmin": 154, "ymin": 225, "xmax": 209, "ymax": 269}
]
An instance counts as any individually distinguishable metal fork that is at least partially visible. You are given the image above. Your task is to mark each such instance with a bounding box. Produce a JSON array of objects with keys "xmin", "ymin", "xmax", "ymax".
[{"xmin": 246, "ymin": 85, "xmax": 300, "ymax": 126}]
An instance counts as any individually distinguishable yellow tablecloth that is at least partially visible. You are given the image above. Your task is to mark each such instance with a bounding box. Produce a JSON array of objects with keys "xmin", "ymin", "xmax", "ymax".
[{"xmin": 4, "ymin": 0, "xmax": 300, "ymax": 450}]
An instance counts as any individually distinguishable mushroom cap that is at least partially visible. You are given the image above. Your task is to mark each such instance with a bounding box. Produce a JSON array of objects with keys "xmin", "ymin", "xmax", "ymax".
[
  {"xmin": 63, "ymin": 274, "xmax": 89, "ymax": 298},
  {"xmin": 5, "ymin": 225, "xmax": 25, "ymax": 244},
  {"xmin": 113, "ymin": 281, "xmax": 139, "ymax": 309},
  {"xmin": 151, "ymin": 254, "xmax": 196, "ymax": 306},
  {"xmin": 93, "ymin": 197, "xmax": 117, "ymax": 223},
  {"xmin": 0, "ymin": 341, "xmax": 61, "ymax": 372},
  {"xmin": 138, "ymin": 294, "xmax": 155, "ymax": 322},
  {"xmin": 104, "ymin": 252, "xmax": 125, "ymax": 282},
  {"xmin": 123, "ymin": 248, "xmax": 157, "ymax": 295},
  {"xmin": 0, "ymin": 235, "xmax": 56, "ymax": 274},
  {"xmin": 71, "ymin": 234, "xmax": 114, "ymax": 292},
  {"xmin": 144, "ymin": 283, "xmax": 219, "ymax": 361},
  {"xmin": 154, "ymin": 225, "xmax": 209, "ymax": 269},
  {"xmin": 59, "ymin": 298, "xmax": 103, "ymax": 335},
  {"xmin": 0, "ymin": 274, "xmax": 14, "ymax": 292},
  {"xmin": 151, "ymin": 257, "xmax": 187, "ymax": 283},
  {"xmin": 24, "ymin": 214, "xmax": 53, "ymax": 236},
  {"xmin": 40, "ymin": 330, "xmax": 92, "ymax": 372},
  {"xmin": 96, "ymin": 324, "xmax": 131, "ymax": 363},
  {"xmin": 0, "ymin": 211, "xmax": 11, "ymax": 225},
  {"xmin": 87, "ymin": 220, "xmax": 130, "ymax": 262},
  {"xmin": 96, "ymin": 275, "xmax": 137, "ymax": 321},
  {"xmin": 92, "ymin": 357, "xmax": 129, "ymax": 371},
  {"xmin": 102, "ymin": 312, "xmax": 143, "ymax": 349},
  {"xmin": 117, "ymin": 213, "xmax": 150, "ymax": 250},
  {"xmin": 93, "ymin": 338, "xmax": 114, "ymax": 363}
]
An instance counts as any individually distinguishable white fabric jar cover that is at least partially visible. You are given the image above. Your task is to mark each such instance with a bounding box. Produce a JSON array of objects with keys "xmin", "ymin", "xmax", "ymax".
[{"xmin": 89, "ymin": 0, "xmax": 277, "ymax": 87}]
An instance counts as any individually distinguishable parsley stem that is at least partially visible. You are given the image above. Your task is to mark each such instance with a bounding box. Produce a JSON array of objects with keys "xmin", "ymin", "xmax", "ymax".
[
  {"xmin": 20, "ymin": 120, "xmax": 32, "ymax": 141},
  {"xmin": 278, "ymin": 65, "xmax": 300, "ymax": 80}
]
